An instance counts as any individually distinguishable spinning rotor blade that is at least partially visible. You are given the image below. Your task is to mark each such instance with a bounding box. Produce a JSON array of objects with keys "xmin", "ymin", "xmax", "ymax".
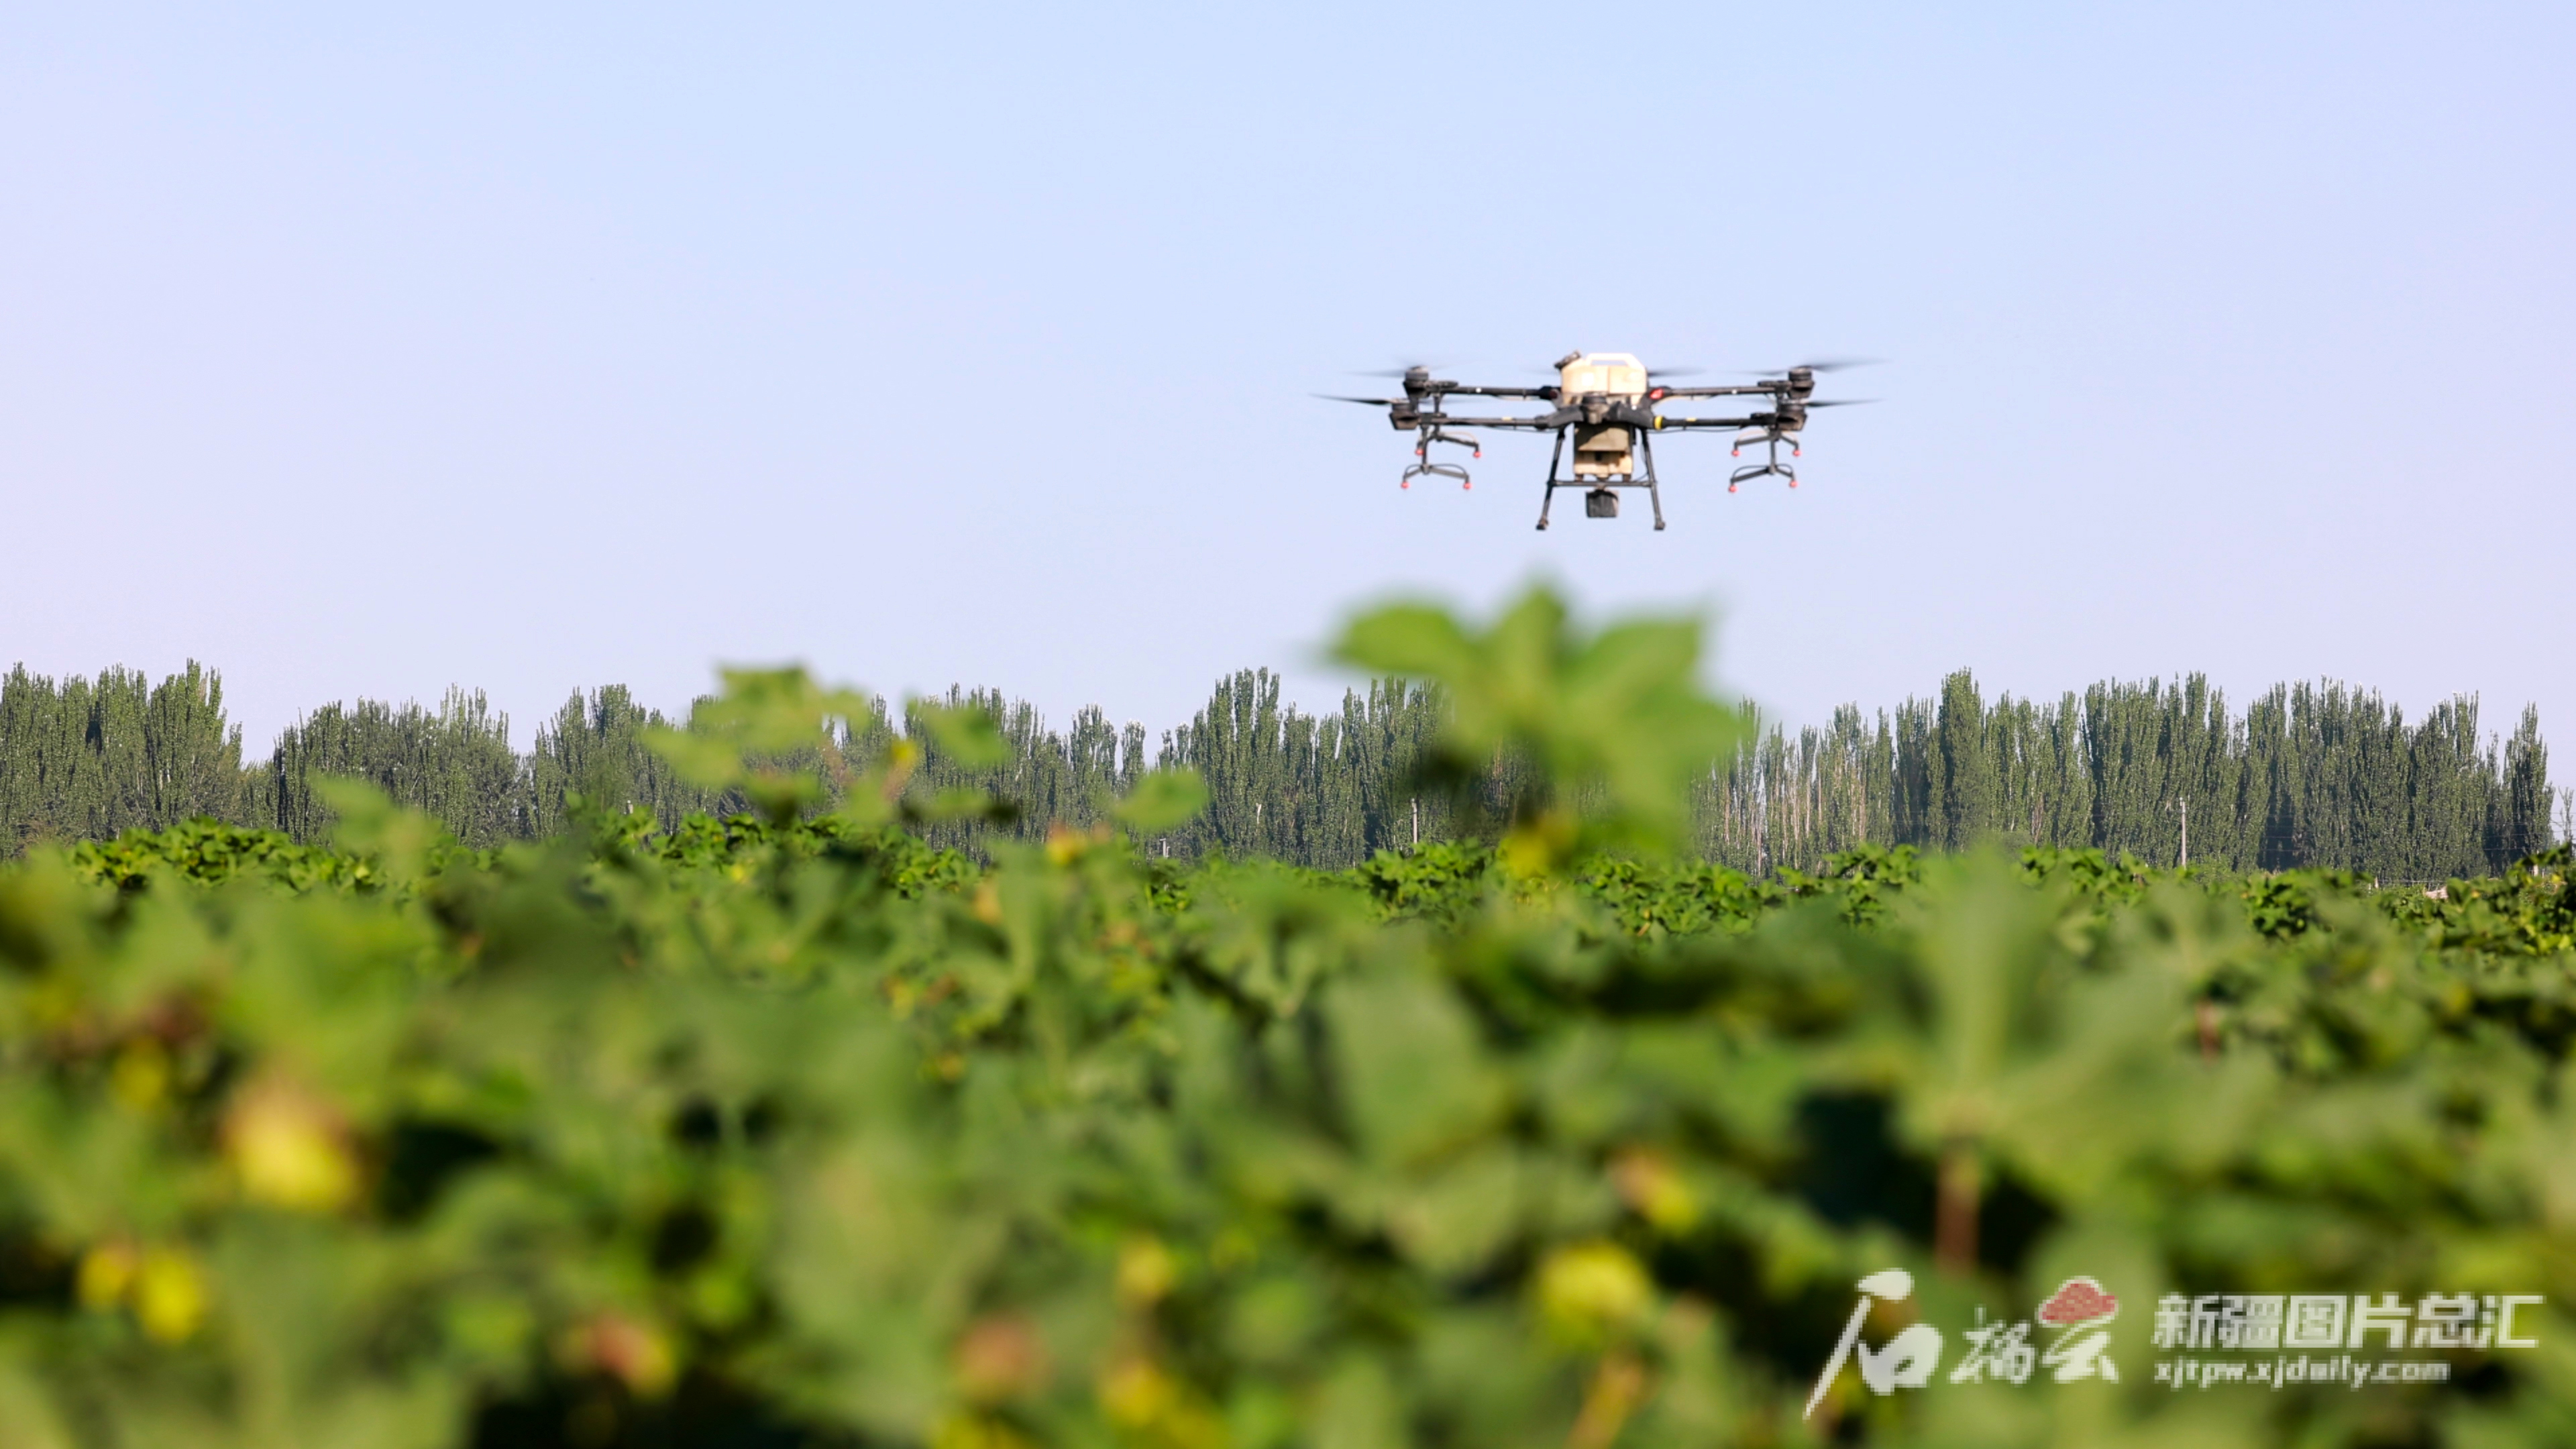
[
  {"xmin": 1315, "ymin": 392, "xmax": 1407, "ymax": 405},
  {"xmin": 1743, "ymin": 357, "xmax": 1883, "ymax": 375},
  {"xmin": 1350, "ymin": 363, "xmax": 1444, "ymax": 378},
  {"xmin": 1804, "ymin": 398, "xmax": 1878, "ymax": 408}
]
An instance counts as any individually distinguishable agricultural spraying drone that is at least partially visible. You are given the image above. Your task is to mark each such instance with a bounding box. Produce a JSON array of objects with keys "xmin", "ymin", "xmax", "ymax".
[{"xmin": 1320, "ymin": 352, "xmax": 1872, "ymax": 531}]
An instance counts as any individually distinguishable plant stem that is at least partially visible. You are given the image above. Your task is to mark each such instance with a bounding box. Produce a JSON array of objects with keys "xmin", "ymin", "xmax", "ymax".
[{"xmin": 1936, "ymin": 1141, "xmax": 1980, "ymax": 1275}]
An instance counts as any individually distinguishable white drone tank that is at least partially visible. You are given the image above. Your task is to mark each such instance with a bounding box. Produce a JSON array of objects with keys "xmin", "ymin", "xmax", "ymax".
[{"xmin": 1561, "ymin": 352, "xmax": 1647, "ymax": 478}]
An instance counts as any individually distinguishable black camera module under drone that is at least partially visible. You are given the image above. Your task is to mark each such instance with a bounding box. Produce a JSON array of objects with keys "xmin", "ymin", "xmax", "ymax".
[{"xmin": 1320, "ymin": 352, "xmax": 1874, "ymax": 531}]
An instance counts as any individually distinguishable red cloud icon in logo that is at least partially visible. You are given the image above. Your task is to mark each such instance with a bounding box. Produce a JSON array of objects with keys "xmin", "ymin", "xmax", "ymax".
[{"xmin": 2038, "ymin": 1278, "xmax": 2119, "ymax": 1326}]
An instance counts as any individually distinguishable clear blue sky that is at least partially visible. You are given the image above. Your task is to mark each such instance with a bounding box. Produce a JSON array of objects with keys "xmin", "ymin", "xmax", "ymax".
[{"xmin": 5, "ymin": 3, "xmax": 2569, "ymax": 757}]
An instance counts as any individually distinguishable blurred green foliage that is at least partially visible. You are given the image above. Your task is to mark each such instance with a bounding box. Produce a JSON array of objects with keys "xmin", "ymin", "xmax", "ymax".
[{"xmin": 3, "ymin": 588, "xmax": 2574, "ymax": 1449}]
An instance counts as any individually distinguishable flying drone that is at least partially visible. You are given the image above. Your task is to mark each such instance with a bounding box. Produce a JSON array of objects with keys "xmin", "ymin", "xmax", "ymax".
[{"xmin": 1322, "ymin": 352, "xmax": 1872, "ymax": 530}]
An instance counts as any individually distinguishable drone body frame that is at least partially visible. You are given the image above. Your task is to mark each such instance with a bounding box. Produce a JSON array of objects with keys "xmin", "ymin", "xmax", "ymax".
[{"xmin": 1326, "ymin": 352, "xmax": 1865, "ymax": 531}]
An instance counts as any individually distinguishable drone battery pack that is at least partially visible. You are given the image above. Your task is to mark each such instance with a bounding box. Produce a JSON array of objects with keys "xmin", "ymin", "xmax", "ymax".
[
  {"xmin": 1584, "ymin": 488, "xmax": 1619, "ymax": 519},
  {"xmin": 1571, "ymin": 422, "xmax": 1635, "ymax": 479}
]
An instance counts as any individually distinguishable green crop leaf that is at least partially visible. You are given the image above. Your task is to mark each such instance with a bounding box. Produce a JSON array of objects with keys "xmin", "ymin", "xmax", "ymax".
[
  {"xmin": 694, "ymin": 666, "xmax": 858, "ymax": 755},
  {"xmin": 643, "ymin": 725, "xmax": 745, "ymax": 791},
  {"xmin": 917, "ymin": 786, "xmax": 1010, "ymax": 824},
  {"xmin": 1335, "ymin": 602, "xmax": 1477, "ymax": 681},
  {"xmin": 1112, "ymin": 767, "xmax": 1208, "ymax": 836},
  {"xmin": 313, "ymin": 776, "xmax": 449, "ymax": 884},
  {"xmin": 1334, "ymin": 584, "xmax": 1747, "ymax": 863},
  {"xmin": 1325, "ymin": 967, "xmax": 1509, "ymax": 1167},
  {"xmin": 908, "ymin": 700, "xmax": 1010, "ymax": 769},
  {"xmin": 639, "ymin": 665, "xmax": 890, "ymax": 826}
]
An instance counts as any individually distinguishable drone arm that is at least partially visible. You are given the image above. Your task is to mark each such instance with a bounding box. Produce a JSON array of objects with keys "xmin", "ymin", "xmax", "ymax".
[
  {"xmin": 1407, "ymin": 407, "xmax": 1577, "ymax": 431},
  {"xmin": 1648, "ymin": 384, "xmax": 1778, "ymax": 400},
  {"xmin": 1640, "ymin": 412, "xmax": 1767, "ymax": 431}
]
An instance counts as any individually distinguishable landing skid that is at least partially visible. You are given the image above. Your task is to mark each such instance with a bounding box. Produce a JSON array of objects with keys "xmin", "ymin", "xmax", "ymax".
[
  {"xmin": 1727, "ymin": 429, "xmax": 1802, "ymax": 491},
  {"xmin": 1401, "ymin": 427, "xmax": 1479, "ymax": 490},
  {"xmin": 1534, "ymin": 427, "xmax": 1665, "ymax": 531}
]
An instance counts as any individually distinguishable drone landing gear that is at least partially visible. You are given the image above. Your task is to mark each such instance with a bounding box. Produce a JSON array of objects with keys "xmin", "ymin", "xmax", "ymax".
[
  {"xmin": 1402, "ymin": 426, "xmax": 1479, "ymax": 490},
  {"xmin": 1642, "ymin": 431, "xmax": 1667, "ymax": 529},
  {"xmin": 1728, "ymin": 430, "xmax": 1801, "ymax": 491},
  {"xmin": 1535, "ymin": 427, "xmax": 1665, "ymax": 531}
]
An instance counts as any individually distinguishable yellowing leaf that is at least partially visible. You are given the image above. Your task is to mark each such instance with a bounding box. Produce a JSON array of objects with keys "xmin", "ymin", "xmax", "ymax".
[
  {"xmin": 109, "ymin": 1041, "xmax": 170, "ymax": 1112},
  {"xmin": 1116, "ymin": 1236, "xmax": 1177, "ymax": 1307},
  {"xmin": 952, "ymin": 1314, "xmax": 1049, "ymax": 1403},
  {"xmin": 133, "ymin": 1249, "xmax": 208, "ymax": 1344},
  {"xmin": 1536, "ymin": 1242, "xmax": 1653, "ymax": 1348},
  {"xmin": 76, "ymin": 1242, "xmax": 136, "ymax": 1309},
  {"xmin": 225, "ymin": 1080, "xmax": 360, "ymax": 1213},
  {"xmin": 1610, "ymin": 1150, "xmax": 1699, "ymax": 1234},
  {"xmin": 1097, "ymin": 1357, "xmax": 1176, "ymax": 1428},
  {"xmin": 572, "ymin": 1312, "xmax": 678, "ymax": 1398}
]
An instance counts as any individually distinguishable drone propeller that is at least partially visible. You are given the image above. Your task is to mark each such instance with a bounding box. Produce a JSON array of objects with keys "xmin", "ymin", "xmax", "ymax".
[
  {"xmin": 1315, "ymin": 392, "xmax": 1407, "ymax": 406},
  {"xmin": 1803, "ymin": 398, "xmax": 1877, "ymax": 408},
  {"xmin": 1350, "ymin": 364, "xmax": 1443, "ymax": 379},
  {"xmin": 1743, "ymin": 358, "xmax": 1883, "ymax": 376}
]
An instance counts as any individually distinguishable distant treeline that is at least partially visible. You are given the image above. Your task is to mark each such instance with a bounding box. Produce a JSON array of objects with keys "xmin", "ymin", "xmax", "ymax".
[{"xmin": 0, "ymin": 659, "xmax": 2562, "ymax": 880}]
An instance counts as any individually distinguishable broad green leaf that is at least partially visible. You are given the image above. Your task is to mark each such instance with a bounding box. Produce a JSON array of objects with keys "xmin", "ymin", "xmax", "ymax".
[{"xmin": 1112, "ymin": 767, "xmax": 1208, "ymax": 835}]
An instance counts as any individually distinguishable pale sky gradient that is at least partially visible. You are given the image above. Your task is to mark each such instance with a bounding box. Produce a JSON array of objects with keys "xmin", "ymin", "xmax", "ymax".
[{"xmin": 4, "ymin": 4, "xmax": 2569, "ymax": 758}]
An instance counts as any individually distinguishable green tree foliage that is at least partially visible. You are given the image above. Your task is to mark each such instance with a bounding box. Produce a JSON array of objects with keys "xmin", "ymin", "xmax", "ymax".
[
  {"xmin": 1148, "ymin": 672, "xmax": 1449, "ymax": 867},
  {"xmin": 526, "ymin": 685, "xmax": 723, "ymax": 835},
  {"xmin": 1694, "ymin": 672, "xmax": 2557, "ymax": 881},
  {"xmin": 905, "ymin": 689, "xmax": 1133, "ymax": 853},
  {"xmin": 0, "ymin": 652, "xmax": 2559, "ymax": 877},
  {"xmin": 260, "ymin": 688, "xmax": 525, "ymax": 847},
  {"xmin": 0, "ymin": 663, "xmax": 246, "ymax": 851}
]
